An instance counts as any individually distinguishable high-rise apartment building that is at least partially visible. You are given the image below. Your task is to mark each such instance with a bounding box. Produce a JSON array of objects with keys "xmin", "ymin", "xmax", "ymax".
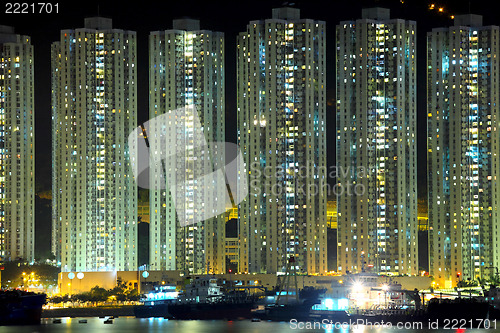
[
  {"xmin": 0, "ymin": 26, "xmax": 34, "ymax": 263},
  {"xmin": 427, "ymin": 14, "xmax": 500, "ymax": 287},
  {"xmin": 237, "ymin": 7, "xmax": 327, "ymax": 274},
  {"xmin": 148, "ymin": 19, "xmax": 226, "ymax": 274},
  {"xmin": 51, "ymin": 17, "xmax": 138, "ymax": 272},
  {"xmin": 336, "ymin": 8, "xmax": 418, "ymax": 275}
]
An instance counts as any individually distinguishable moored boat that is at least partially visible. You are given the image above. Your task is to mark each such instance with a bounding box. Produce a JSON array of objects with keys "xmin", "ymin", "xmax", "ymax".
[
  {"xmin": 0, "ymin": 289, "xmax": 47, "ymax": 325},
  {"xmin": 133, "ymin": 285, "xmax": 179, "ymax": 318},
  {"xmin": 167, "ymin": 276, "xmax": 257, "ymax": 320}
]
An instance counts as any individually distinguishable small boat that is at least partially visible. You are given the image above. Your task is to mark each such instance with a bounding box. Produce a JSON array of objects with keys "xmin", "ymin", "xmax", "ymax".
[
  {"xmin": 52, "ymin": 318, "xmax": 62, "ymax": 324},
  {"xmin": 251, "ymin": 318, "xmax": 261, "ymax": 322},
  {"xmin": 104, "ymin": 318, "xmax": 113, "ymax": 324},
  {"xmin": 78, "ymin": 319, "xmax": 87, "ymax": 323}
]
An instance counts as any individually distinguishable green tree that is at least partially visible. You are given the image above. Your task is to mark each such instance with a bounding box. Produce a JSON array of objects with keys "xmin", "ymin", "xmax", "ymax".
[
  {"xmin": 126, "ymin": 288, "xmax": 140, "ymax": 302},
  {"xmin": 72, "ymin": 292, "xmax": 91, "ymax": 303},
  {"xmin": 89, "ymin": 286, "xmax": 109, "ymax": 302},
  {"xmin": 109, "ymin": 283, "xmax": 127, "ymax": 302},
  {"xmin": 50, "ymin": 294, "xmax": 69, "ymax": 303},
  {"xmin": 0, "ymin": 260, "xmax": 58, "ymax": 289},
  {"xmin": 488, "ymin": 274, "xmax": 500, "ymax": 287}
]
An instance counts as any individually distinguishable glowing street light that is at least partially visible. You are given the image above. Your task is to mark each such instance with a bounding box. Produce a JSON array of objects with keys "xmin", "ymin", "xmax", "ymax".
[
  {"xmin": 68, "ymin": 272, "xmax": 75, "ymax": 296},
  {"xmin": 350, "ymin": 281, "xmax": 365, "ymax": 309},
  {"xmin": 76, "ymin": 272, "xmax": 84, "ymax": 293},
  {"xmin": 352, "ymin": 281, "xmax": 363, "ymax": 292},
  {"xmin": 382, "ymin": 284, "xmax": 389, "ymax": 308}
]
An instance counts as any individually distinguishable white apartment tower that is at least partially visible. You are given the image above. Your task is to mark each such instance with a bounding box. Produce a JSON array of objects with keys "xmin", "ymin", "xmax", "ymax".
[
  {"xmin": 0, "ymin": 26, "xmax": 34, "ymax": 262},
  {"xmin": 237, "ymin": 7, "xmax": 327, "ymax": 274},
  {"xmin": 427, "ymin": 14, "xmax": 500, "ymax": 286},
  {"xmin": 148, "ymin": 19, "xmax": 226, "ymax": 274},
  {"xmin": 51, "ymin": 17, "xmax": 138, "ymax": 272},
  {"xmin": 336, "ymin": 8, "xmax": 418, "ymax": 275}
]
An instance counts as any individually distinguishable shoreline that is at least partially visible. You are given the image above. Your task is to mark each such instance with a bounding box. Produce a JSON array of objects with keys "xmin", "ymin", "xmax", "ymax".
[{"xmin": 42, "ymin": 305, "xmax": 135, "ymax": 318}]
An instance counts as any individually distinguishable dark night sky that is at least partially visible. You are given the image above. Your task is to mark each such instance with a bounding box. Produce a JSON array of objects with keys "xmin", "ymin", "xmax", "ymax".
[{"xmin": 0, "ymin": 0, "xmax": 496, "ymax": 199}]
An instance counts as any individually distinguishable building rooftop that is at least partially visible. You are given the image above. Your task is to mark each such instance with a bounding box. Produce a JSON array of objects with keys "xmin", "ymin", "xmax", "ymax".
[
  {"xmin": 272, "ymin": 7, "xmax": 300, "ymax": 20},
  {"xmin": 362, "ymin": 7, "xmax": 391, "ymax": 20},
  {"xmin": 0, "ymin": 25, "xmax": 14, "ymax": 34},
  {"xmin": 0, "ymin": 25, "xmax": 18, "ymax": 44},
  {"xmin": 172, "ymin": 18, "xmax": 200, "ymax": 31},
  {"xmin": 84, "ymin": 17, "xmax": 113, "ymax": 30},
  {"xmin": 454, "ymin": 14, "xmax": 483, "ymax": 27}
]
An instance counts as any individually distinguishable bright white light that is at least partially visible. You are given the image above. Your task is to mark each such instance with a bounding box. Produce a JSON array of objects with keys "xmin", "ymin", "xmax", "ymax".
[
  {"xmin": 338, "ymin": 298, "xmax": 349, "ymax": 310},
  {"xmin": 352, "ymin": 282, "xmax": 363, "ymax": 292}
]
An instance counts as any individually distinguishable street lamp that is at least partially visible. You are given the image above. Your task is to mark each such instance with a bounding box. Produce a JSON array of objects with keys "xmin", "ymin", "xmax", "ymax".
[
  {"xmin": 68, "ymin": 272, "xmax": 75, "ymax": 296},
  {"xmin": 382, "ymin": 284, "xmax": 389, "ymax": 309},
  {"xmin": 77, "ymin": 272, "xmax": 84, "ymax": 294},
  {"xmin": 350, "ymin": 282, "xmax": 364, "ymax": 310},
  {"xmin": 141, "ymin": 271, "xmax": 149, "ymax": 293}
]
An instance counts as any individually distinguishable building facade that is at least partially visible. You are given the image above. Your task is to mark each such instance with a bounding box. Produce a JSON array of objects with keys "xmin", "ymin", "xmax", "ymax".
[
  {"xmin": 336, "ymin": 8, "xmax": 418, "ymax": 275},
  {"xmin": 237, "ymin": 7, "xmax": 327, "ymax": 274},
  {"xmin": 225, "ymin": 207, "xmax": 238, "ymax": 272},
  {"xmin": 427, "ymin": 14, "xmax": 500, "ymax": 287},
  {"xmin": 51, "ymin": 17, "xmax": 138, "ymax": 272},
  {"xmin": 0, "ymin": 26, "xmax": 34, "ymax": 263},
  {"xmin": 148, "ymin": 19, "xmax": 226, "ymax": 274}
]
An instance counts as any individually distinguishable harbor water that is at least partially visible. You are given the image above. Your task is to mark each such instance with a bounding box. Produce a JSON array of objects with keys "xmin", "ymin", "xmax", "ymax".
[{"xmin": 1, "ymin": 317, "xmax": 499, "ymax": 333}]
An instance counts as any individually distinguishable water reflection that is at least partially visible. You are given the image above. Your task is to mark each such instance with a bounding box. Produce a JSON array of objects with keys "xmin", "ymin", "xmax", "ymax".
[{"xmin": 1, "ymin": 317, "xmax": 499, "ymax": 333}]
